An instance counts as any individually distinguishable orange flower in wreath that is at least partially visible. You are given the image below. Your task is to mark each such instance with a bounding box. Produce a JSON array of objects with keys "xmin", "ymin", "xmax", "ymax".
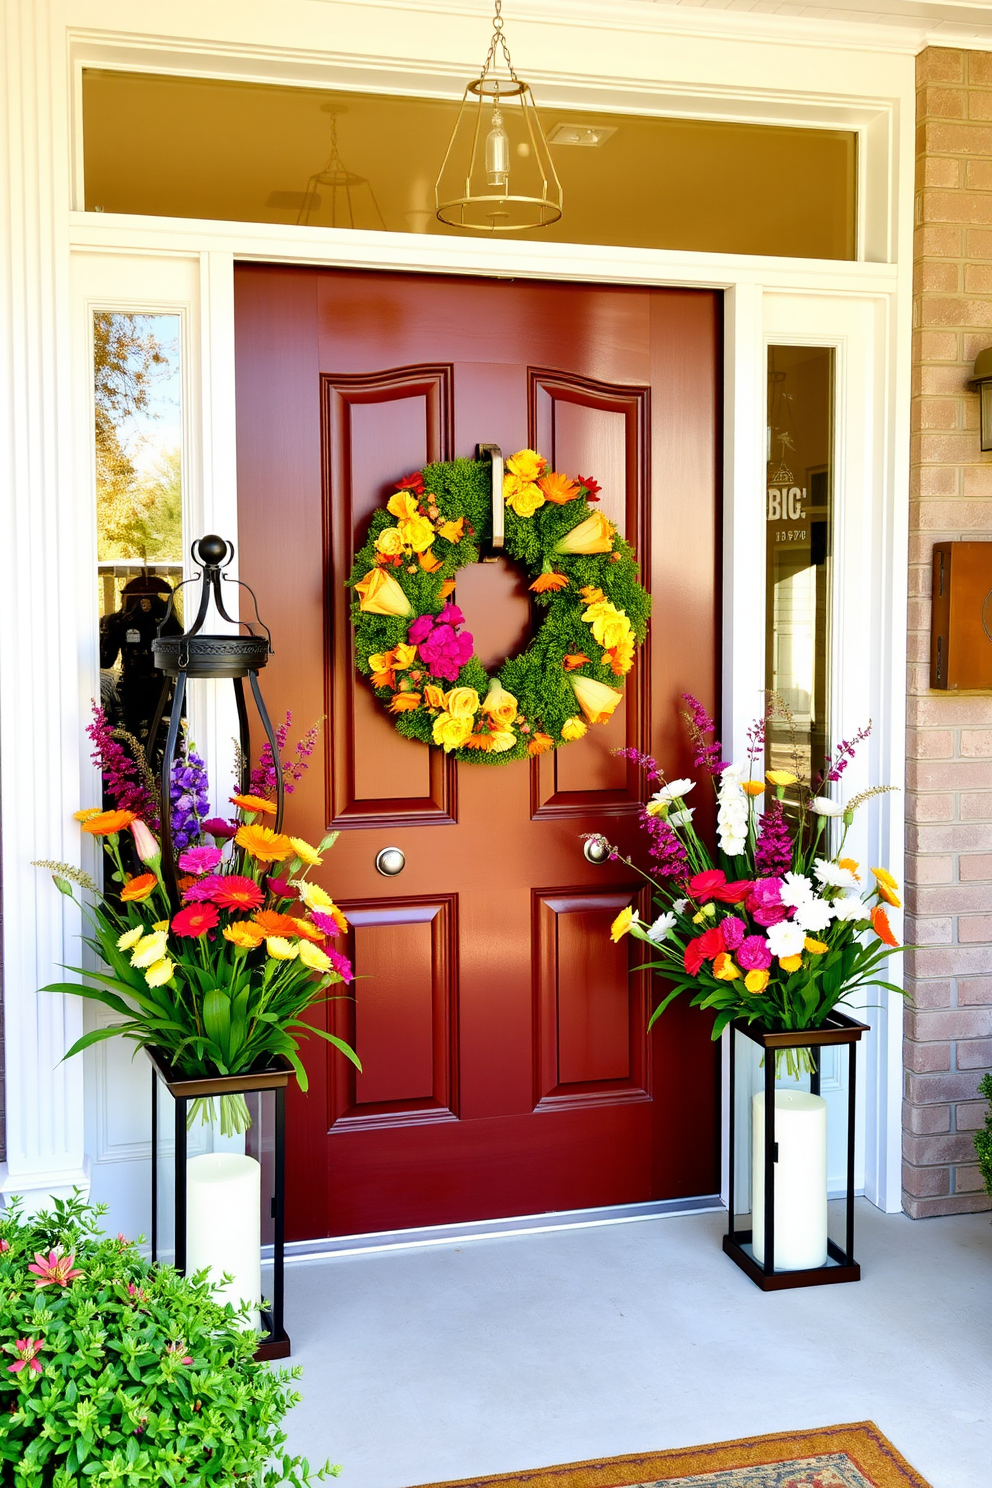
[
  {"xmin": 562, "ymin": 653, "xmax": 591, "ymax": 671},
  {"xmin": 530, "ymin": 571, "xmax": 569, "ymax": 593},
  {"xmin": 526, "ymin": 733, "xmax": 555, "ymax": 757},
  {"xmin": 389, "ymin": 693, "xmax": 422, "ymax": 713},
  {"xmin": 538, "ymin": 471, "xmax": 581, "ymax": 504}
]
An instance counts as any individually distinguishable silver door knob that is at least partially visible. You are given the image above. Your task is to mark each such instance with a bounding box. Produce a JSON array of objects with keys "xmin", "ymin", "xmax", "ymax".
[
  {"xmin": 375, "ymin": 846, "xmax": 405, "ymax": 876},
  {"xmin": 583, "ymin": 835, "xmax": 610, "ymax": 865}
]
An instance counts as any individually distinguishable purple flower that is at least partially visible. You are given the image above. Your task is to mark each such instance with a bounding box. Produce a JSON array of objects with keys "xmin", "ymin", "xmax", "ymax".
[
  {"xmin": 87, "ymin": 703, "xmax": 159, "ymax": 828},
  {"xmin": 737, "ymin": 935, "xmax": 772, "ymax": 972},
  {"xmin": 746, "ymin": 876, "xmax": 788, "ymax": 927},
  {"xmin": 177, "ymin": 845, "xmax": 222, "ymax": 875},
  {"xmin": 680, "ymin": 693, "xmax": 727, "ymax": 776},
  {"xmin": 327, "ymin": 948, "xmax": 353, "ymax": 983},
  {"xmin": 817, "ymin": 722, "xmax": 872, "ymax": 788},
  {"xmin": 248, "ymin": 711, "xmax": 321, "ymax": 799},
  {"xmin": 754, "ymin": 800, "xmax": 794, "ymax": 878},
  {"xmin": 720, "ymin": 916, "xmax": 745, "ymax": 951},
  {"xmin": 637, "ymin": 805, "xmax": 689, "ymax": 880},
  {"xmin": 746, "ymin": 716, "xmax": 766, "ymax": 764},
  {"xmin": 615, "ymin": 747, "xmax": 662, "ymax": 784},
  {"xmin": 169, "ymin": 739, "xmax": 210, "ymax": 853}
]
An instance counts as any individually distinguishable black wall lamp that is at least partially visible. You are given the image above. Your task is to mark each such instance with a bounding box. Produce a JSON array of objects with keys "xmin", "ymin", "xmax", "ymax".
[{"xmin": 969, "ymin": 347, "xmax": 992, "ymax": 452}]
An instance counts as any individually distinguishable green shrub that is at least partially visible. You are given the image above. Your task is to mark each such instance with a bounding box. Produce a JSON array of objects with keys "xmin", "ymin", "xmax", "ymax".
[
  {"xmin": 0, "ymin": 1193, "xmax": 335, "ymax": 1487},
  {"xmin": 977, "ymin": 1073, "xmax": 992, "ymax": 1202}
]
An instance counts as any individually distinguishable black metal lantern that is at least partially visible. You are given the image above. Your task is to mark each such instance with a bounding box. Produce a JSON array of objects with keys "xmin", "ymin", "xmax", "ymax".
[
  {"xmin": 147, "ymin": 534, "xmax": 290, "ymax": 1358},
  {"xmin": 148, "ymin": 533, "xmax": 284, "ymax": 908},
  {"xmin": 724, "ymin": 1011, "xmax": 868, "ymax": 1291}
]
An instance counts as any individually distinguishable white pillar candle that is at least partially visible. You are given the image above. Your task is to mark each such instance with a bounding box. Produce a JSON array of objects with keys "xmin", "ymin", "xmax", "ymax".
[
  {"xmin": 752, "ymin": 1089, "xmax": 828, "ymax": 1271},
  {"xmin": 186, "ymin": 1153, "xmax": 262, "ymax": 1328}
]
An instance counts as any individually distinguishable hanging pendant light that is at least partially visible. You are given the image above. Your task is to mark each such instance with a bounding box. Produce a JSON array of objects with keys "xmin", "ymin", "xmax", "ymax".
[
  {"xmin": 435, "ymin": 0, "xmax": 562, "ymax": 233},
  {"xmin": 297, "ymin": 103, "xmax": 386, "ymax": 231}
]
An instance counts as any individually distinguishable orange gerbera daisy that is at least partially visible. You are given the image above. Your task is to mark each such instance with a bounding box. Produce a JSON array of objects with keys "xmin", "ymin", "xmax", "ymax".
[
  {"xmin": 236, "ymin": 824, "xmax": 294, "ymax": 862},
  {"xmin": 538, "ymin": 471, "xmax": 581, "ymax": 504},
  {"xmin": 526, "ymin": 733, "xmax": 555, "ymax": 757},
  {"xmin": 871, "ymin": 905, "xmax": 899, "ymax": 947},
  {"xmin": 120, "ymin": 873, "xmax": 157, "ymax": 903},
  {"xmin": 562, "ymin": 653, "xmax": 591, "ymax": 671},
  {"xmin": 177, "ymin": 875, "xmax": 197, "ymax": 893},
  {"xmin": 389, "ymin": 693, "xmax": 422, "ymax": 713},
  {"xmin": 290, "ymin": 916, "xmax": 326, "ymax": 943},
  {"xmin": 462, "ymin": 734, "xmax": 494, "ymax": 751},
  {"xmin": 72, "ymin": 808, "xmax": 102, "ymax": 822},
  {"xmin": 80, "ymin": 810, "xmax": 136, "ymax": 836},
  {"xmin": 251, "ymin": 909, "xmax": 302, "ymax": 937},
  {"xmin": 530, "ymin": 571, "xmax": 569, "ymax": 593},
  {"xmin": 230, "ymin": 793, "xmax": 277, "ymax": 816},
  {"xmin": 223, "ymin": 921, "xmax": 266, "ymax": 950},
  {"xmin": 877, "ymin": 882, "xmax": 902, "ymax": 908}
]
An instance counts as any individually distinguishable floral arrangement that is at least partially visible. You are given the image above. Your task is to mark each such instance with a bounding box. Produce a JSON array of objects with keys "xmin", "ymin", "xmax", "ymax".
[
  {"xmin": 0, "ymin": 1192, "xmax": 336, "ymax": 1486},
  {"xmin": 349, "ymin": 451, "xmax": 650, "ymax": 763},
  {"xmin": 35, "ymin": 708, "xmax": 358, "ymax": 1134},
  {"xmin": 975, "ymin": 1074, "xmax": 992, "ymax": 1200},
  {"xmin": 606, "ymin": 695, "xmax": 904, "ymax": 1062}
]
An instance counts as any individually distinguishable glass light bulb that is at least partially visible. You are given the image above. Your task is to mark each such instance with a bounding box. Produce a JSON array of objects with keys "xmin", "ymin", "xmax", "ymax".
[{"xmin": 485, "ymin": 107, "xmax": 510, "ymax": 190}]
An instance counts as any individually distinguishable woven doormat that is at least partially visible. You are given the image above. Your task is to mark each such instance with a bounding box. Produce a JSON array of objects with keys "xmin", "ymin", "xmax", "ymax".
[{"xmin": 412, "ymin": 1423, "xmax": 931, "ymax": 1488}]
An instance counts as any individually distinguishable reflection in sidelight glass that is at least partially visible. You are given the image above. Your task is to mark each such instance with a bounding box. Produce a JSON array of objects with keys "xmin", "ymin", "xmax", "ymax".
[
  {"xmin": 765, "ymin": 346, "xmax": 834, "ymax": 787},
  {"xmin": 94, "ymin": 311, "xmax": 184, "ymax": 747}
]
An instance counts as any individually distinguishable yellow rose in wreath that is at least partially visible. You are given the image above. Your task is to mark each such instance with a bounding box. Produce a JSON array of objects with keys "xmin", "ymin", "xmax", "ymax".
[
  {"xmin": 355, "ymin": 569, "xmax": 413, "ymax": 616},
  {"xmin": 504, "ymin": 474, "xmax": 545, "ymax": 519},
  {"xmin": 444, "ymin": 687, "xmax": 480, "ymax": 719},
  {"xmin": 387, "ymin": 491, "xmax": 421, "ymax": 520},
  {"xmin": 480, "ymin": 680, "xmax": 518, "ymax": 728},
  {"xmin": 399, "ymin": 514, "xmax": 436, "ymax": 553},
  {"xmin": 506, "ymin": 448, "xmax": 547, "ymax": 483},
  {"xmin": 432, "ymin": 712, "xmax": 473, "ymax": 751},
  {"xmin": 375, "ymin": 527, "xmax": 404, "ymax": 557}
]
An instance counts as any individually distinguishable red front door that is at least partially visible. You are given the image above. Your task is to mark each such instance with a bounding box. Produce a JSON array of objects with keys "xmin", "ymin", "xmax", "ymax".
[{"xmin": 235, "ymin": 266, "xmax": 721, "ymax": 1241}]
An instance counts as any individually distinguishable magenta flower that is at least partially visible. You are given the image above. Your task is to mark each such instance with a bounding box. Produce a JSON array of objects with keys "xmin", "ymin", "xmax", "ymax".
[
  {"xmin": 165, "ymin": 1342, "xmax": 193, "ymax": 1365},
  {"xmin": 182, "ymin": 873, "xmax": 227, "ymax": 904},
  {"xmin": 249, "ymin": 711, "xmax": 320, "ymax": 799},
  {"xmin": 737, "ymin": 935, "xmax": 772, "ymax": 972},
  {"xmin": 266, "ymin": 877, "xmax": 299, "ymax": 900},
  {"xmin": 6, "ymin": 1338, "xmax": 44, "ymax": 1375},
  {"xmin": 127, "ymin": 1281, "xmax": 148, "ymax": 1302},
  {"xmin": 327, "ymin": 948, "xmax": 354, "ymax": 983},
  {"xmin": 438, "ymin": 602, "xmax": 465, "ymax": 626},
  {"xmin": 720, "ymin": 916, "xmax": 745, "ymax": 951},
  {"xmin": 178, "ymin": 844, "xmax": 223, "ymax": 875},
  {"xmin": 681, "ymin": 692, "xmax": 727, "ymax": 776},
  {"xmin": 202, "ymin": 817, "xmax": 238, "ymax": 841},
  {"xmin": 0, "ymin": 1239, "xmax": 9, "ymax": 1253},
  {"xmin": 747, "ymin": 876, "xmax": 789, "ymax": 927},
  {"xmin": 28, "ymin": 1248, "xmax": 83, "ymax": 1288},
  {"xmin": 407, "ymin": 614, "xmax": 435, "ymax": 645},
  {"xmin": 754, "ymin": 800, "xmax": 794, "ymax": 878},
  {"xmin": 417, "ymin": 623, "xmax": 474, "ymax": 682},
  {"xmin": 310, "ymin": 909, "xmax": 342, "ymax": 938}
]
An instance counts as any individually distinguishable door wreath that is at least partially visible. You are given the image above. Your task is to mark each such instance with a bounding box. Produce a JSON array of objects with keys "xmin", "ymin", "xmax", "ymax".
[{"xmin": 348, "ymin": 450, "xmax": 650, "ymax": 764}]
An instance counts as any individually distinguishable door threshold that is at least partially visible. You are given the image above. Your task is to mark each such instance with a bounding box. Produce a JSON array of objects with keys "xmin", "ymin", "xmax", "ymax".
[{"xmin": 270, "ymin": 1195, "xmax": 724, "ymax": 1264}]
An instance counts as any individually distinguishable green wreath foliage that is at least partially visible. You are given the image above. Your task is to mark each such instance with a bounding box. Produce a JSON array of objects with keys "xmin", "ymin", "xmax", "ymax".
[{"xmin": 348, "ymin": 456, "xmax": 651, "ymax": 765}]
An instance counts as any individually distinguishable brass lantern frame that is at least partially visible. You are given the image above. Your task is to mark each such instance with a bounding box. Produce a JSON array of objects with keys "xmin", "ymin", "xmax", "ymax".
[{"xmin": 435, "ymin": 1, "xmax": 562, "ymax": 233}]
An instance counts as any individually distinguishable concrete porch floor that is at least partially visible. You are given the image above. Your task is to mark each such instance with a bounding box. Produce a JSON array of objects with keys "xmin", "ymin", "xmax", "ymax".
[{"xmin": 280, "ymin": 1202, "xmax": 992, "ymax": 1488}]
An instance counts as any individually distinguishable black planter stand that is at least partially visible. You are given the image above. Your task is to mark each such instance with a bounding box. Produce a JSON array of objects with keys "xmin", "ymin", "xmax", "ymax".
[
  {"xmin": 148, "ymin": 1046, "xmax": 292, "ymax": 1359},
  {"xmin": 723, "ymin": 1011, "xmax": 869, "ymax": 1292}
]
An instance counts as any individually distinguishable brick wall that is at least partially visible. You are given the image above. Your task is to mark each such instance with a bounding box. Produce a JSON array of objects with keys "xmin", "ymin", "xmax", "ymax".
[{"xmin": 905, "ymin": 46, "xmax": 992, "ymax": 1216}]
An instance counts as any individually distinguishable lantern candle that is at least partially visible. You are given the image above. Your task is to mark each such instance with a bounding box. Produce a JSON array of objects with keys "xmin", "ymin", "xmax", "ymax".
[
  {"xmin": 751, "ymin": 1089, "xmax": 828, "ymax": 1271},
  {"xmin": 186, "ymin": 1153, "xmax": 262, "ymax": 1328}
]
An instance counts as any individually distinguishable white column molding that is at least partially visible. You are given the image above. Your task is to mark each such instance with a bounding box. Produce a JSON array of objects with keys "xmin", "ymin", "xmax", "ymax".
[{"xmin": 0, "ymin": 0, "xmax": 89, "ymax": 1208}]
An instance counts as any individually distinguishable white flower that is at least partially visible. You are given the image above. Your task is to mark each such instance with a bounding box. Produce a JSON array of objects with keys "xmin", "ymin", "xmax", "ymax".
[
  {"xmin": 811, "ymin": 797, "xmax": 846, "ymax": 817},
  {"xmin": 671, "ymin": 899, "xmax": 688, "ymax": 916},
  {"xmin": 780, "ymin": 872, "xmax": 814, "ymax": 909},
  {"xmin": 814, "ymin": 858, "xmax": 859, "ymax": 890},
  {"xmin": 794, "ymin": 898, "xmax": 834, "ymax": 933},
  {"xmin": 717, "ymin": 765, "xmax": 748, "ymax": 857},
  {"xmin": 650, "ymin": 778, "xmax": 695, "ymax": 806},
  {"xmin": 647, "ymin": 912, "xmax": 678, "ymax": 943},
  {"xmin": 766, "ymin": 920, "xmax": 806, "ymax": 959},
  {"xmin": 832, "ymin": 894, "xmax": 868, "ymax": 923},
  {"xmin": 130, "ymin": 930, "xmax": 168, "ymax": 968},
  {"xmin": 668, "ymin": 808, "xmax": 695, "ymax": 828}
]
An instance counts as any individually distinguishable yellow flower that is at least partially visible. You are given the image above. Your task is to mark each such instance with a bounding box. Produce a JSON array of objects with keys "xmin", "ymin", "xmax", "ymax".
[
  {"xmin": 73, "ymin": 807, "xmax": 102, "ymax": 822},
  {"xmin": 570, "ymin": 674, "xmax": 623, "ymax": 725},
  {"xmin": 766, "ymin": 770, "xmax": 797, "ymax": 787},
  {"xmin": 438, "ymin": 517, "xmax": 465, "ymax": 544},
  {"xmin": 479, "ymin": 680, "xmax": 518, "ymax": 727},
  {"xmin": 503, "ymin": 474, "xmax": 545, "ymax": 518},
  {"xmin": 289, "ymin": 837, "xmax": 322, "ymax": 866},
  {"xmin": 561, "ymin": 716, "xmax": 587, "ymax": 741},
  {"xmin": 839, "ymin": 857, "xmax": 861, "ymax": 880},
  {"xmin": 392, "ymin": 644, "xmax": 417, "ymax": 669},
  {"xmin": 610, "ymin": 906, "xmax": 635, "ymax": 941},
  {"xmin": 266, "ymin": 936, "xmax": 299, "ymax": 961},
  {"xmin": 779, "ymin": 953, "xmax": 803, "ymax": 973},
  {"xmin": 423, "ymin": 684, "xmax": 446, "ymax": 709},
  {"xmin": 355, "ymin": 568, "xmax": 413, "ymax": 617},
  {"xmin": 744, "ymin": 969, "xmax": 770, "ymax": 993},
  {"xmin": 443, "ymin": 687, "xmax": 480, "ymax": 719},
  {"xmin": 236, "ymin": 825, "xmax": 295, "ymax": 862},
  {"xmin": 489, "ymin": 730, "xmax": 517, "ymax": 754},
  {"xmin": 582, "ymin": 599, "xmax": 633, "ymax": 650},
  {"xmin": 602, "ymin": 636, "xmax": 635, "ymax": 676},
  {"xmin": 419, "ymin": 550, "xmax": 443, "ymax": 573},
  {"xmin": 299, "ymin": 940, "xmax": 332, "ymax": 973},
  {"xmin": 432, "ymin": 712, "xmax": 473, "ymax": 752},
  {"xmin": 877, "ymin": 883, "xmax": 901, "ymax": 908},
  {"xmin": 741, "ymin": 780, "xmax": 765, "ymax": 797},
  {"xmin": 555, "ymin": 512, "xmax": 615, "ymax": 555},
  {"xmin": 804, "ymin": 937, "xmax": 829, "ymax": 955},
  {"xmin": 386, "ymin": 491, "xmax": 421, "ymax": 520},
  {"xmin": 298, "ymin": 881, "xmax": 333, "ymax": 911},
  {"xmin": 374, "ymin": 527, "xmax": 404, "ymax": 557},
  {"xmin": 872, "ymin": 866, "xmax": 898, "ymax": 891},
  {"xmin": 130, "ymin": 931, "xmax": 168, "ymax": 969},
  {"xmin": 713, "ymin": 953, "xmax": 741, "ymax": 981},
  {"xmin": 144, "ymin": 958, "xmax": 175, "ymax": 988},
  {"xmin": 117, "ymin": 926, "xmax": 144, "ymax": 951},
  {"xmin": 398, "ymin": 514, "xmax": 436, "ymax": 553},
  {"xmin": 224, "ymin": 922, "xmax": 265, "ymax": 950},
  {"xmin": 152, "ymin": 920, "xmax": 170, "ymax": 933},
  {"xmin": 692, "ymin": 902, "xmax": 716, "ymax": 924},
  {"xmin": 506, "ymin": 448, "xmax": 547, "ymax": 483}
]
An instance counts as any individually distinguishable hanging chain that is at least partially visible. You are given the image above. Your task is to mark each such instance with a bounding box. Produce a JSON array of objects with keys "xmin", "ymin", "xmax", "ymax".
[{"xmin": 480, "ymin": 0, "xmax": 517, "ymax": 83}]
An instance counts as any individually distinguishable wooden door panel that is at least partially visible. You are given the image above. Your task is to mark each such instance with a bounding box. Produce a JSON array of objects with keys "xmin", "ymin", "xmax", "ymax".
[
  {"xmin": 323, "ymin": 368, "xmax": 455, "ymax": 825},
  {"xmin": 235, "ymin": 267, "xmax": 722, "ymax": 1240},
  {"xmin": 329, "ymin": 896, "xmax": 457, "ymax": 1131}
]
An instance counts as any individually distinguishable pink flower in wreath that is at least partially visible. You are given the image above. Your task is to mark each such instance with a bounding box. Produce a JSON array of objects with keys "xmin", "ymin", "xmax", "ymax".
[{"xmin": 737, "ymin": 935, "xmax": 772, "ymax": 972}]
